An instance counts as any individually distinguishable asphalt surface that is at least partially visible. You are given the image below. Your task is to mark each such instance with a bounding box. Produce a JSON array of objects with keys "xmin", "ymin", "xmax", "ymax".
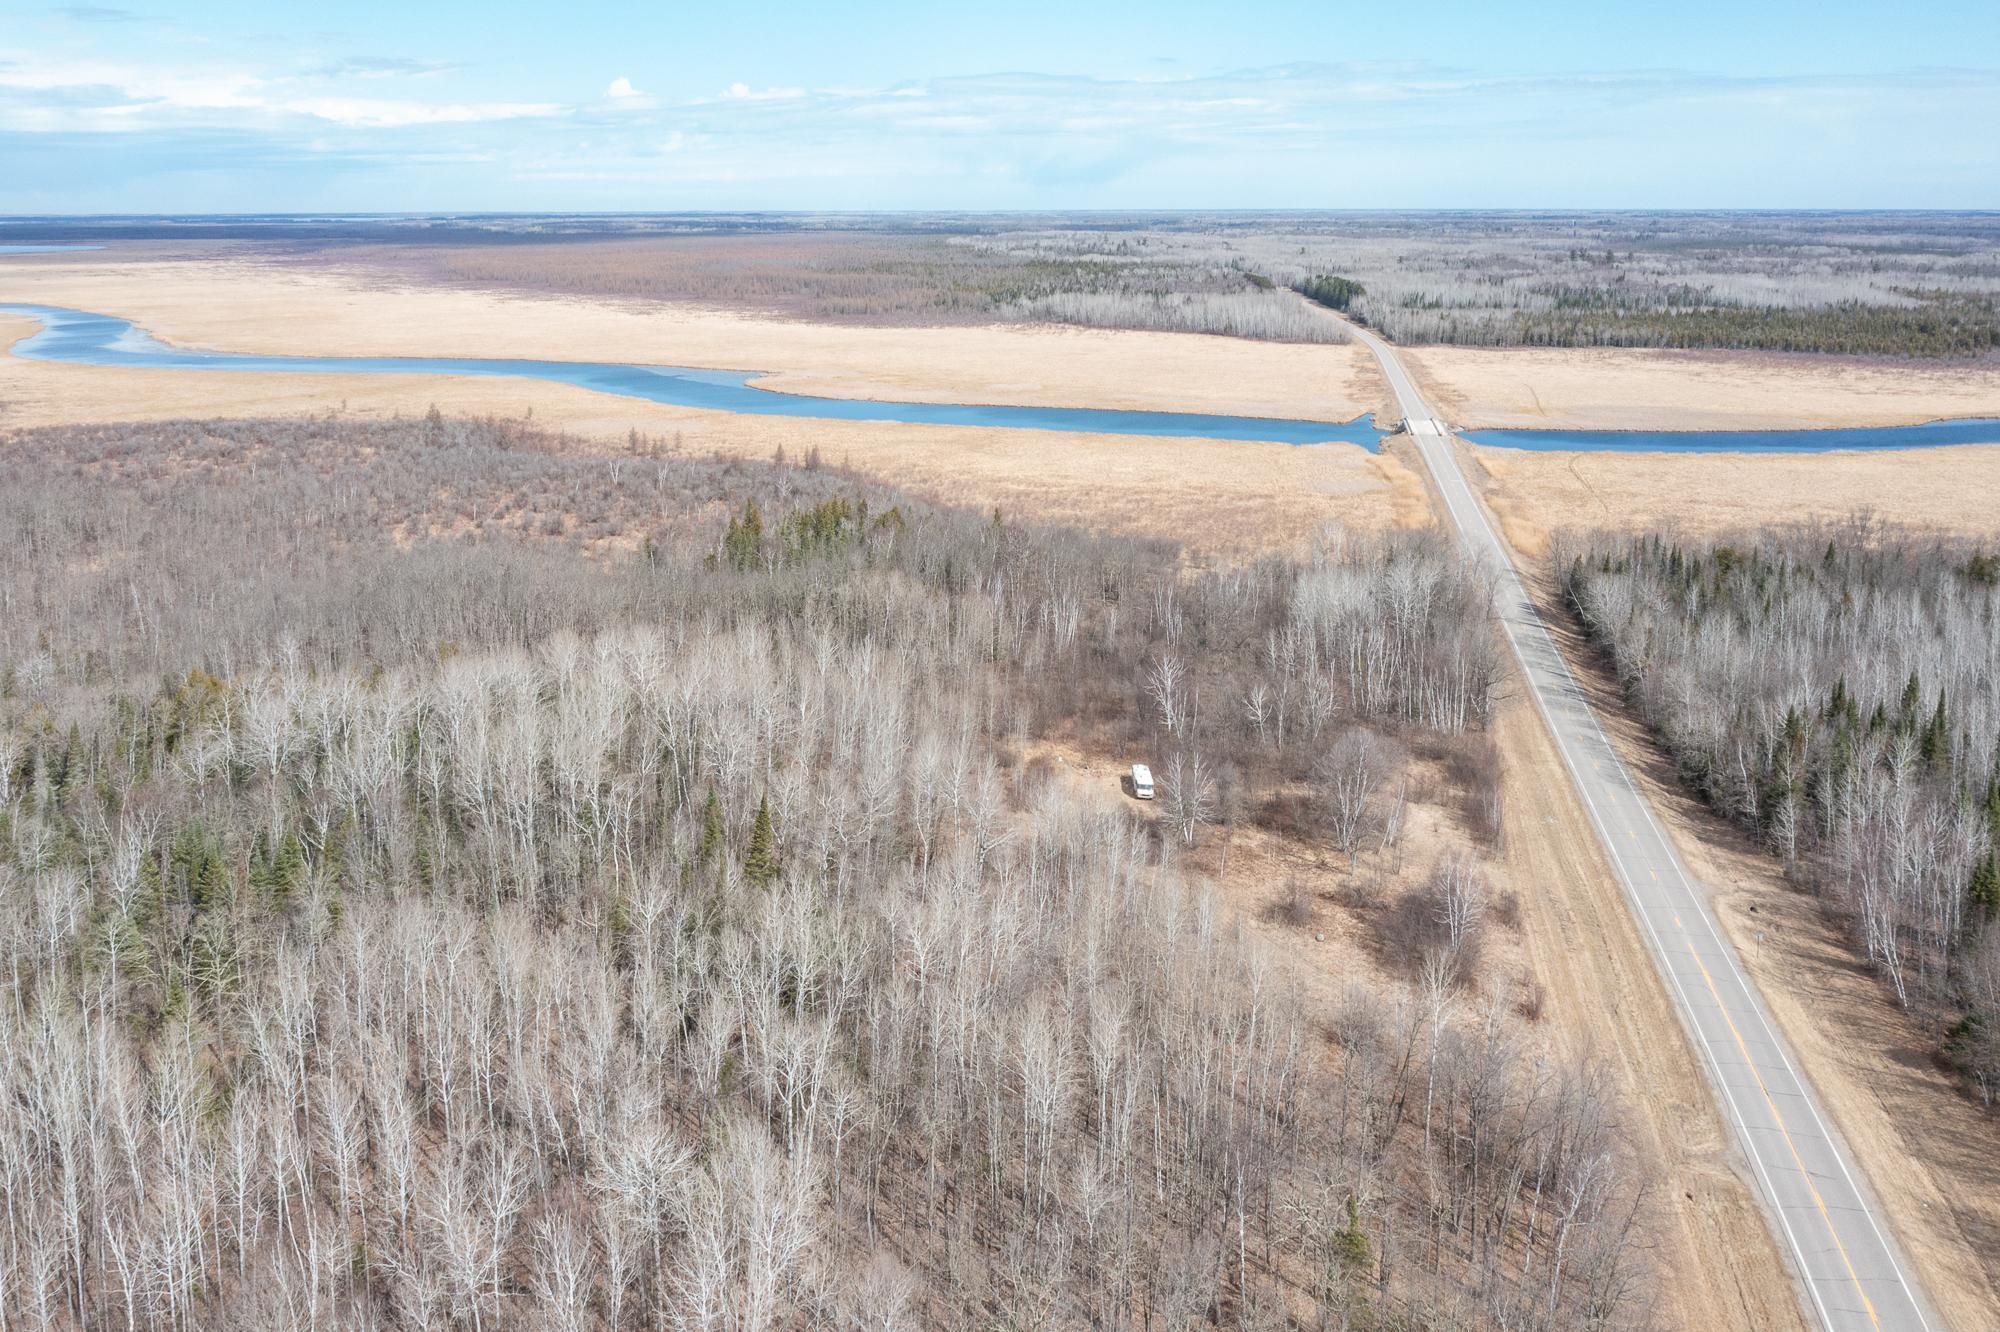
[{"xmin": 1346, "ymin": 321, "xmax": 1939, "ymax": 1332}]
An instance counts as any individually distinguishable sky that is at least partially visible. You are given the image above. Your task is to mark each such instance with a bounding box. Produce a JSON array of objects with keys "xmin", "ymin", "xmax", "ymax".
[{"xmin": 1, "ymin": 0, "xmax": 1996, "ymax": 213}]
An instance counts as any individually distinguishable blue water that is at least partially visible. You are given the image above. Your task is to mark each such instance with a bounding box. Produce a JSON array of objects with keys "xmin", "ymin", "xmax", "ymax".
[
  {"xmin": 8, "ymin": 302, "xmax": 1993, "ymax": 453},
  {"xmin": 0, "ymin": 245, "xmax": 104, "ymax": 254},
  {"xmin": 1461, "ymin": 420, "xmax": 2000, "ymax": 454},
  {"xmin": 0, "ymin": 303, "xmax": 1387, "ymax": 448}
]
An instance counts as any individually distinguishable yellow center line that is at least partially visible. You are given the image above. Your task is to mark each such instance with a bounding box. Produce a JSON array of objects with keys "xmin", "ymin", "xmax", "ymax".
[{"xmin": 1681, "ymin": 921, "xmax": 1882, "ymax": 1328}]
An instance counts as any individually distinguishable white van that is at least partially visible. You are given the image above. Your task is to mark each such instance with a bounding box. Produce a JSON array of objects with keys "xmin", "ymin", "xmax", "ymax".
[{"xmin": 1130, "ymin": 763, "xmax": 1155, "ymax": 800}]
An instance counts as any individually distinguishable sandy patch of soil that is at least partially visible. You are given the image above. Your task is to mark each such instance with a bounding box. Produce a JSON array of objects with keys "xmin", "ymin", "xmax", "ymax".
[
  {"xmin": 1485, "ymin": 692, "xmax": 1810, "ymax": 1332},
  {"xmin": 1022, "ymin": 707, "xmax": 1799, "ymax": 1332},
  {"xmin": 1404, "ymin": 345, "xmax": 2000, "ymax": 431}
]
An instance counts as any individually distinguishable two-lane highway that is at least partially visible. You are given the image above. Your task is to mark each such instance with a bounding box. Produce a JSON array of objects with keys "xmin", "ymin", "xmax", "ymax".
[{"xmin": 1346, "ymin": 320, "xmax": 1939, "ymax": 1332}]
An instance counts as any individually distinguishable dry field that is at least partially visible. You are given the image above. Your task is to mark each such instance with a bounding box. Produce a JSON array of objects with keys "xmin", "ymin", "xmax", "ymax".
[
  {"xmin": 1406, "ymin": 344, "xmax": 2000, "ymax": 431},
  {"xmin": 0, "ymin": 252, "xmax": 1383, "ymax": 416},
  {"xmin": 0, "ymin": 256, "xmax": 1414, "ymax": 560},
  {"xmin": 1468, "ymin": 441, "xmax": 2000, "ymax": 558}
]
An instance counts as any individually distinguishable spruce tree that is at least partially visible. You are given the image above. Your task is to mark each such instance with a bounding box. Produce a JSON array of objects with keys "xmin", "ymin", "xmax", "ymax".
[
  {"xmin": 1921, "ymin": 692, "xmax": 1951, "ymax": 768},
  {"xmin": 192, "ymin": 839, "xmax": 228, "ymax": 911},
  {"xmin": 744, "ymin": 795, "xmax": 779, "ymax": 886},
  {"xmin": 272, "ymin": 829, "xmax": 305, "ymax": 907},
  {"xmin": 1971, "ymin": 853, "xmax": 2000, "ymax": 915},
  {"xmin": 1336, "ymin": 1192, "xmax": 1371, "ymax": 1275},
  {"xmin": 724, "ymin": 499, "xmax": 765, "ymax": 571},
  {"xmin": 249, "ymin": 832, "xmax": 272, "ymax": 900}
]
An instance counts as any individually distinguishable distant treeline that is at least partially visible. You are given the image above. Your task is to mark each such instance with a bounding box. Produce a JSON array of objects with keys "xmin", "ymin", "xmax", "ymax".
[
  {"xmin": 1497, "ymin": 293, "xmax": 2000, "ymax": 359},
  {"xmin": 968, "ymin": 214, "xmax": 2000, "ymax": 360}
]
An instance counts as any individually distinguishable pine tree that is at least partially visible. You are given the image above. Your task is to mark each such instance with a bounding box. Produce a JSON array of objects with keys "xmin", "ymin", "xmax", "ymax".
[
  {"xmin": 56, "ymin": 722, "xmax": 84, "ymax": 808},
  {"xmin": 249, "ymin": 832, "xmax": 273, "ymax": 899},
  {"xmin": 137, "ymin": 848, "xmax": 163, "ymax": 922},
  {"xmin": 1900, "ymin": 671, "xmax": 1923, "ymax": 725},
  {"xmin": 724, "ymin": 499, "xmax": 765, "ymax": 571},
  {"xmin": 1987, "ymin": 758, "xmax": 2000, "ymax": 846},
  {"xmin": 744, "ymin": 795, "xmax": 779, "ymax": 887},
  {"xmin": 1335, "ymin": 1192, "xmax": 1371, "ymax": 1276},
  {"xmin": 1971, "ymin": 853, "xmax": 2000, "ymax": 915},
  {"xmin": 172, "ymin": 824, "xmax": 229, "ymax": 912},
  {"xmin": 272, "ymin": 828, "xmax": 305, "ymax": 907},
  {"xmin": 1921, "ymin": 692, "xmax": 1951, "ymax": 768}
]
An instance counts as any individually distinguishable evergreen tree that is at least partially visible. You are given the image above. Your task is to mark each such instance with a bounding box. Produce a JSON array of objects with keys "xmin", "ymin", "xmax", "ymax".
[
  {"xmin": 1335, "ymin": 1192, "xmax": 1371, "ymax": 1275},
  {"xmin": 744, "ymin": 795, "xmax": 779, "ymax": 886},
  {"xmin": 1921, "ymin": 692, "xmax": 1951, "ymax": 768},
  {"xmin": 699, "ymin": 787, "xmax": 725, "ymax": 865},
  {"xmin": 1971, "ymin": 853, "xmax": 2000, "ymax": 915},
  {"xmin": 56, "ymin": 722, "xmax": 84, "ymax": 807},
  {"xmin": 248, "ymin": 831, "xmax": 273, "ymax": 899},
  {"xmin": 724, "ymin": 499, "xmax": 765, "ymax": 571},
  {"xmin": 136, "ymin": 848, "xmax": 163, "ymax": 922},
  {"xmin": 272, "ymin": 828, "xmax": 306, "ymax": 907}
]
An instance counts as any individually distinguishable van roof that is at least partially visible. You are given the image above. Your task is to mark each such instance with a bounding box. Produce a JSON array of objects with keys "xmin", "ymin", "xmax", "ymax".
[{"xmin": 1132, "ymin": 763, "xmax": 1153, "ymax": 782}]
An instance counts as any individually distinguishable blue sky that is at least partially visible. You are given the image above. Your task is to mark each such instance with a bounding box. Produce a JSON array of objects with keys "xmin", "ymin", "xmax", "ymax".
[{"xmin": 2, "ymin": 0, "xmax": 1996, "ymax": 212}]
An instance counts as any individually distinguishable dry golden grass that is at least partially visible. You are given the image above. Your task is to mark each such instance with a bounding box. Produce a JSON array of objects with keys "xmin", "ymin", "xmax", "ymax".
[
  {"xmin": 0, "ymin": 259, "xmax": 1417, "ymax": 561},
  {"xmin": 1406, "ymin": 344, "xmax": 2000, "ymax": 430},
  {"xmin": 1464, "ymin": 440, "xmax": 2000, "ymax": 558},
  {"xmin": 0, "ymin": 254, "xmax": 1389, "ymax": 418}
]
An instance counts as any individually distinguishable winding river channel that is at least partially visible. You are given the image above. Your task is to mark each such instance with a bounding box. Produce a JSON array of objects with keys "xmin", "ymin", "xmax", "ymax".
[
  {"xmin": 5, "ymin": 302, "xmax": 1997, "ymax": 453},
  {"xmin": 0, "ymin": 303, "xmax": 1386, "ymax": 447}
]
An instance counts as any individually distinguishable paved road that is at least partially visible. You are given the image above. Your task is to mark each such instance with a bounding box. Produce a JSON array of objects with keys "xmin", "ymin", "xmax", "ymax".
[{"xmin": 1345, "ymin": 321, "xmax": 1938, "ymax": 1332}]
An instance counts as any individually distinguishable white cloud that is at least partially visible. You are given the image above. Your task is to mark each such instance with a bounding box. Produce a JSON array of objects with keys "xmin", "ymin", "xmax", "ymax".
[
  {"xmin": 0, "ymin": 48, "xmax": 566, "ymax": 131},
  {"xmin": 286, "ymin": 98, "xmax": 565, "ymax": 128},
  {"xmin": 717, "ymin": 81, "xmax": 805, "ymax": 102},
  {"xmin": 1, "ymin": 48, "xmax": 1995, "ymax": 208},
  {"xmin": 0, "ymin": 56, "xmax": 263, "ymax": 111}
]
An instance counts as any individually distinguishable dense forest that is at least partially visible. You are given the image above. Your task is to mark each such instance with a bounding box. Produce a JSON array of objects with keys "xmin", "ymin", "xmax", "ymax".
[
  {"xmin": 1559, "ymin": 523, "xmax": 2000, "ymax": 1097},
  {"xmin": 966, "ymin": 214, "xmax": 2000, "ymax": 357},
  {"xmin": 0, "ymin": 415, "xmax": 1648, "ymax": 1330}
]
